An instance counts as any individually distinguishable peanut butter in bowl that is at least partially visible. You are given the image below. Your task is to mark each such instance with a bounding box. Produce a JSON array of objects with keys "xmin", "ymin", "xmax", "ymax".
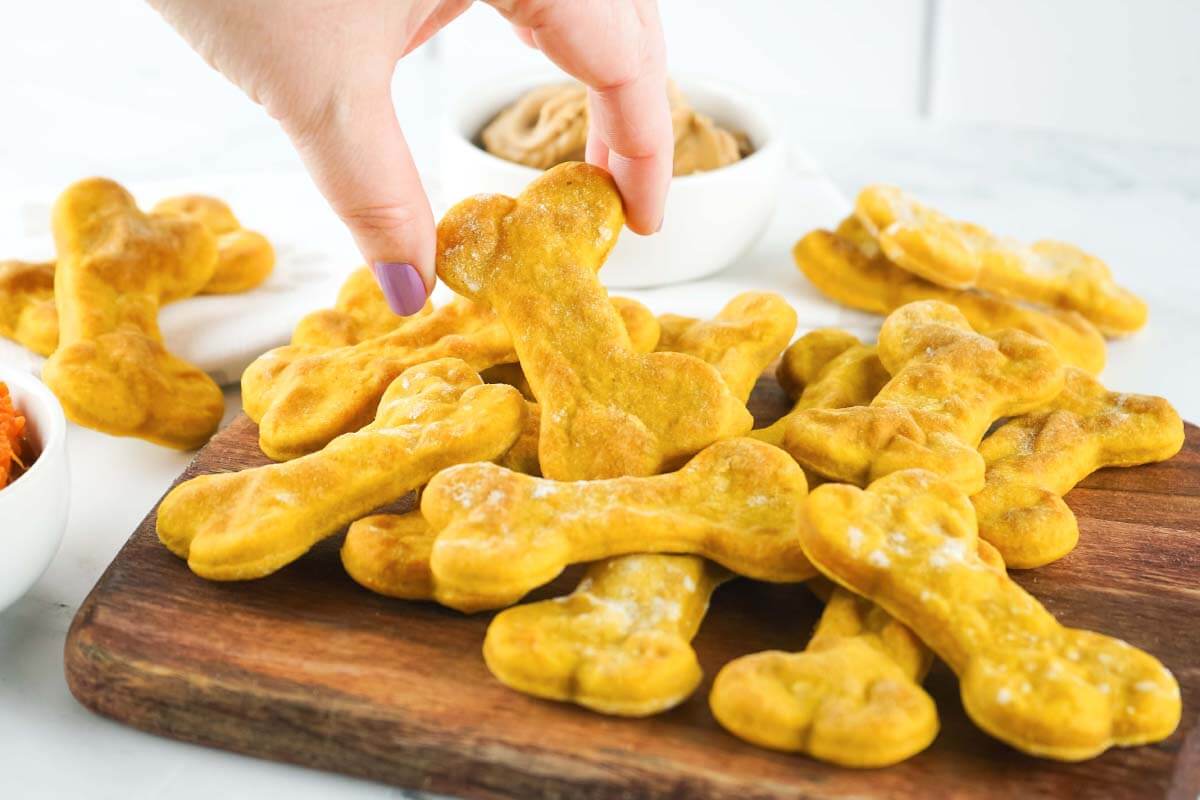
[{"xmin": 480, "ymin": 81, "xmax": 750, "ymax": 177}]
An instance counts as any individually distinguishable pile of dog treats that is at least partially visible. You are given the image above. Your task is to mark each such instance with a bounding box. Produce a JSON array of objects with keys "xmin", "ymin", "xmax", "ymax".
[{"xmin": 27, "ymin": 162, "xmax": 1186, "ymax": 768}]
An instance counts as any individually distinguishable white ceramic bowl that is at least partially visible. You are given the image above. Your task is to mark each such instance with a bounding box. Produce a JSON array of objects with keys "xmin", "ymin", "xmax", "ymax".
[
  {"xmin": 441, "ymin": 75, "xmax": 783, "ymax": 288},
  {"xmin": 0, "ymin": 366, "xmax": 69, "ymax": 614}
]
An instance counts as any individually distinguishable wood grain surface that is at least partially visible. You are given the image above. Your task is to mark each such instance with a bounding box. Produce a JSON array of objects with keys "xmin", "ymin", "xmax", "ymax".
[{"xmin": 65, "ymin": 374, "xmax": 1200, "ymax": 799}]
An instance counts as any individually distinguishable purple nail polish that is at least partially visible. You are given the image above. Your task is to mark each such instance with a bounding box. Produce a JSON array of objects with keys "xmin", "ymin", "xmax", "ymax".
[{"xmin": 374, "ymin": 262, "xmax": 427, "ymax": 316}]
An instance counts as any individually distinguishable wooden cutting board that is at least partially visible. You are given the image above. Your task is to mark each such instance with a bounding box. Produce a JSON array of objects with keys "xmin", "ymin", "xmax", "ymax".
[{"xmin": 65, "ymin": 375, "xmax": 1200, "ymax": 799}]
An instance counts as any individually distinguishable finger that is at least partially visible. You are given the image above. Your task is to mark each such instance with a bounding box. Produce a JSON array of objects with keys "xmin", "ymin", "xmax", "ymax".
[
  {"xmin": 584, "ymin": 96, "xmax": 610, "ymax": 168},
  {"xmin": 511, "ymin": 24, "xmax": 537, "ymax": 49},
  {"xmin": 487, "ymin": 0, "xmax": 673, "ymax": 234},
  {"xmin": 283, "ymin": 86, "xmax": 435, "ymax": 315},
  {"xmin": 587, "ymin": 76, "xmax": 672, "ymax": 234}
]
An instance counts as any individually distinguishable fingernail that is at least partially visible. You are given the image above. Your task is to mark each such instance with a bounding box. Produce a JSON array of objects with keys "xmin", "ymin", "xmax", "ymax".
[
  {"xmin": 656, "ymin": 215, "xmax": 665, "ymax": 233},
  {"xmin": 374, "ymin": 262, "xmax": 427, "ymax": 316}
]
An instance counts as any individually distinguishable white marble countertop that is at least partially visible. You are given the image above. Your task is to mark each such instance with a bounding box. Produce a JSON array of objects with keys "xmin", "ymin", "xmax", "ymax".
[{"xmin": 1, "ymin": 108, "xmax": 1198, "ymax": 799}]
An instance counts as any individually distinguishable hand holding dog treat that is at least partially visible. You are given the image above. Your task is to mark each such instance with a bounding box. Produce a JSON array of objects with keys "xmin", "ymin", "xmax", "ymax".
[
  {"xmin": 655, "ymin": 291, "xmax": 797, "ymax": 403},
  {"xmin": 752, "ymin": 329, "xmax": 889, "ymax": 448},
  {"xmin": 793, "ymin": 218, "xmax": 1107, "ymax": 373},
  {"xmin": 974, "ymin": 367, "xmax": 1184, "ymax": 568},
  {"xmin": 0, "ymin": 259, "xmax": 58, "ymax": 356},
  {"xmin": 158, "ymin": 358, "xmax": 524, "ymax": 579},
  {"xmin": 855, "ymin": 185, "xmax": 1147, "ymax": 335},
  {"xmin": 423, "ymin": 437, "xmax": 811, "ymax": 612},
  {"xmin": 782, "ymin": 300, "xmax": 1064, "ymax": 493},
  {"xmin": 437, "ymin": 162, "xmax": 752, "ymax": 480},
  {"xmin": 484, "ymin": 555, "xmax": 731, "ymax": 717},
  {"xmin": 43, "ymin": 178, "xmax": 225, "ymax": 449},
  {"xmin": 801, "ymin": 469, "xmax": 1181, "ymax": 761},
  {"xmin": 151, "ymin": 194, "xmax": 276, "ymax": 294}
]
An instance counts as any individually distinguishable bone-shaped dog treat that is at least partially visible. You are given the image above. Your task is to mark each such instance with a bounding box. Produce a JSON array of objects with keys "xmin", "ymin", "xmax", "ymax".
[
  {"xmin": 974, "ymin": 368, "xmax": 1184, "ymax": 568},
  {"xmin": 43, "ymin": 178, "xmax": 224, "ymax": 449},
  {"xmin": 801, "ymin": 469, "xmax": 1181, "ymax": 761},
  {"xmin": 0, "ymin": 259, "xmax": 58, "ymax": 356},
  {"xmin": 752, "ymin": 329, "xmax": 889, "ymax": 448},
  {"xmin": 792, "ymin": 219, "xmax": 1106, "ymax": 374},
  {"xmin": 158, "ymin": 358, "xmax": 524, "ymax": 579},
  {"xmin": 654, "ymin": 292, "xmax": 797, "ymax": 403},
  {"xmin": 710, "ymin": 540, "xmax": 1005, "ymax": 767},
  {"xmin": 423, "ymin": 437, "xmax": 811, "ymax": 611},
  {"xmin": 710, "ymin": 579, "xmax": 937, "ymax": 767},
  {"xmin": 152, "ymin": 194, "xmax": 275, "ymax": 294},
  {"xmin": 341, "ymin": 511, "xmax": 436, "ymax": 600},
  {"xmin": 436, "ymin": 161, "xmax": 752, "ymax": 480},
  {"xmin": 242, "ymin": 297, "xmax": 516, "ymax": 461},
  {"xmin": 483, "ymin": 555, "xmax": 731, "ymax": 716},
  {"xmin": 855, "ymin": 185, "xmax": 1147, "ymax": 335},
  {"xmin": 782, "ymin": 300, "xmax": 1064, "ymax": 494},
  {"xmin": 292, "ymin": 266, "xmax": 433, "ymax": 349}
]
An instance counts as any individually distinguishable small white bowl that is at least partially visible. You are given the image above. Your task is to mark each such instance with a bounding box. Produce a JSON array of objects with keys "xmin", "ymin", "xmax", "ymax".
[
  {"xmin": 0, "ymin": 366, "xmax": 69, "ymax": 614},
  {"xmin": 441, "ymin": 75, "xmax": 783, "ymax": 288}
]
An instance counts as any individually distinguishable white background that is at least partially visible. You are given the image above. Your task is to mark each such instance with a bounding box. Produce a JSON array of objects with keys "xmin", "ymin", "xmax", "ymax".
[{"xmin": 0, "ymin": 3, "xmax": 1198, "ymax": 799}]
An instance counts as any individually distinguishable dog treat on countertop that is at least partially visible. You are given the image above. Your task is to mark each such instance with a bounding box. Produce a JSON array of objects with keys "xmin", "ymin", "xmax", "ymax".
[
  {"xmin": 855, "ymin": 185, "xmax": 1146, "ymax": 335},
  {"xmin": 792, "ymin": 218, "xmax": 1107, "ymax": 373}
]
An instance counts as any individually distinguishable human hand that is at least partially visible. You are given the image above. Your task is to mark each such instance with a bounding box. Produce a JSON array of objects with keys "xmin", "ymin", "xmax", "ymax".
[{"xmin": 149, "ymin": 0, "xmax": 672, "ymax": 314}]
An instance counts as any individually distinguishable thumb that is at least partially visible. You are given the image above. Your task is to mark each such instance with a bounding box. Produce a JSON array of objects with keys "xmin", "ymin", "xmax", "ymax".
[{"xmin": 283, "ymin": 85, "xmax": 435, "ymax": 316}]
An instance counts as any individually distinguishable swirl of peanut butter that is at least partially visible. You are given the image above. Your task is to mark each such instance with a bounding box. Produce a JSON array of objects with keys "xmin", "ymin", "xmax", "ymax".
[{"xmin": 481, "ymin": 81, "xmax": 747, "ymax": 176}]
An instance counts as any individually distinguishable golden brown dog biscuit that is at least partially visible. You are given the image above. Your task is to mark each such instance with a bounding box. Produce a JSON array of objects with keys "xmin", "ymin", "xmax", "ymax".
[
  {"xmin": 801, "ymin": 469, "xmax": 1181, "ymax": 761},
  {"xmin": 793, "ymin": 219, "xmax": 1106, "ymax": 374},
  {"xmin": 159, "ymin": 358, "xmax": 525, "ymax": 579},
  {"xmin": 423, "ymin": 437, "xmax": 811, "ymax": 612},
  {"xmin": 0, "ymin": 259, "xmax": 58, "ymax": 356},
  {"xmin": 341, "ymin": 511, "xmax": 437, "ymax": 601},
  {"xmin": 974, "ymin": 368, "xmax": 1184, "ymax": 568},
  {"xmin": 242, "ymin": 297, "xmax": 516, "ymax": 461},
  {"xmin": 436, "ymin": 161, "xmax": 752, "ymax": 480},
  {"xmin": 855, "ymin": 185, "xmax": 1146, "ymax": 335},
  {"xmin": 781, "ymin": 300, "xmax": 1064, "ymax": 493},
  {"xmin": 152, "ymin": 194, "xmax": 276, "ymax": 294},
  {"xmin": 710, "ymin": 579, "xmax": 937, "ymax": 767},
  {"xmin": 710, "ymin": 540, "xmax": 1004, "ymax": 767},
  {"xmin": 752, "ymin": 329, "xmax": 889, "ymax": 448},
  {"xmin": 43, "ymin": 177, "xmax": 224, "ymax": 449},
  {"xmin": 483, "ymin": 555, "xmax": 731, "ymax": 716},
  {"xmin": 291, "ymin": 266, "xmax": 433, "ymax": 349},
  {"xmin": 654, "ymin": 292, "xmax": 797, "ymax": 402}
]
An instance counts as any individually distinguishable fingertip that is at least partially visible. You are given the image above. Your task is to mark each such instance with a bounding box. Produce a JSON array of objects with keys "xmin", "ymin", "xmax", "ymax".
[{"xmin": 373, "ymin": 261, "xmax": 431, "ymax": 316}]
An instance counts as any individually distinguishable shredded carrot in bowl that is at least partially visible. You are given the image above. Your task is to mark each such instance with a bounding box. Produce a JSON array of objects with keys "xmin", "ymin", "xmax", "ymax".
[{"xmin": 0, "ymin": 382, "xmax": 27, "ymax": 488}]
